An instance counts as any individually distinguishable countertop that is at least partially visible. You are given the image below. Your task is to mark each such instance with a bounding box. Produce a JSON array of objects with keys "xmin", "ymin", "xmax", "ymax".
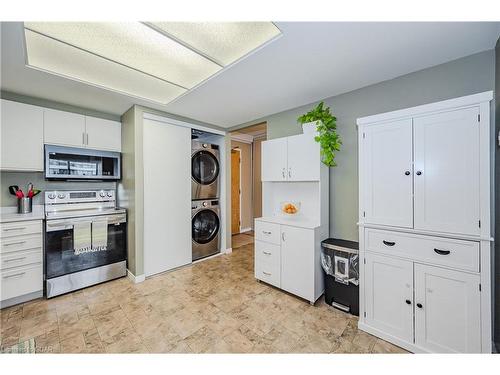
[
  {"xmin": 255, "ymin": 216, "xmax": 321, "ymax": 229},
  {"xmin": 0, "ymin": 205, "xmax": 45, "ymax": 223}
]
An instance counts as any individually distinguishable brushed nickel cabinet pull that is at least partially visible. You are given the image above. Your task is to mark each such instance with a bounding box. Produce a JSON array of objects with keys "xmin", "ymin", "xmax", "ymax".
[
  {"xmin": 4, "ymin": 241, "xmax": 26, "ymax": 247},
  {"xmin": 262, "ymin": 231, "xmax": 272, "ymax": 235},
  {"xmin": 3, "ymin": 227, "xmax": 27, "ymax": 231},
  {"xmin": 4, "ymin": 256, "xmax": 27, "ymax": 262},
  {"xmin": 263, "ymin": 251, "xmax": 271, "ymax": 255},
  {"xmin": 3, "ymin": 272, "xmax": 26, "ymax": 279}
]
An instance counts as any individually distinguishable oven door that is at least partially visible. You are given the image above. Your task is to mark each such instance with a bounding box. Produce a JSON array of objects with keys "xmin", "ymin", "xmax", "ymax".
[{"xmin": 45, "ymin": 214, "xmax": 127, "ymax": 279}]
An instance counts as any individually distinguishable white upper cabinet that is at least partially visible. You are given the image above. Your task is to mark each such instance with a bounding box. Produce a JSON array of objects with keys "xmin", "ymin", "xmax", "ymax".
[
  {"xmin": 261, "ymin": 134, "xmax": 321, "ymax": 182},
  {"xmin": 1, "ymin": 100, "xmax": 44, "ymax": 171},
  {"xmin": 287, "ymin": 134, "xmax": 320, "ymax": 181},
  {"xmin": 261, "ymin": 137, "xmax": 287, "ymax": 181},
  {"xmin": 85, "ymin": 116, "xmax": 121, "ymax": 152},
  {"xmin": 414, "ymin": 264, "xmax": 481, "ymax": 353},
  {"xmin": 362, "ymin": 119, "xmax": 413, "ymax": 228},
  {"xmin": 413, "ymin": 108, "xmax": 480, "ymax": 236},
  {"xmin": 44, "ymin": 108, "xmax": 86, "ymax": 148}
]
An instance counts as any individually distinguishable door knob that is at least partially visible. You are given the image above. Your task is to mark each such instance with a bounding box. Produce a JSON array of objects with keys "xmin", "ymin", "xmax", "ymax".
[
  {"xmin": 404, "ymin": 171, "xmax": 410, "ymax": 176},
  {"xmin": 416, "ymin": 171, "xmax": 422, "ymax": 176},
  {"xmin": 405, "ymin": 299, "xmax": 411, "ymax": 305},
  {"xmin": 417, "ymin": 303, "xmax": 423, "ymax": 308}
]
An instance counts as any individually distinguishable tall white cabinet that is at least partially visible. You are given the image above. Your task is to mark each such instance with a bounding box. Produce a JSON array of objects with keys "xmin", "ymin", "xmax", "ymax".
[
  {"xmin": 256, "ymin": 132, "xmax": 329, "ymax": 304},
  {"xmin": 357, "ymin": 92, "xmax": 493, "ymax": 353}
]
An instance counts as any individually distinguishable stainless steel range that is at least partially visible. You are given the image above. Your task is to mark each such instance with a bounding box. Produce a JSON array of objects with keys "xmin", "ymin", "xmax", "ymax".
[{"xmin": 44, "ymin": 189, "xmax": 127, "ymax": 298}]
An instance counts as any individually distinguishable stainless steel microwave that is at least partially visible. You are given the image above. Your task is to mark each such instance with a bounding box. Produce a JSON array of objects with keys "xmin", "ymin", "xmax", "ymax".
[{"xmin": 44, "ymin": 145, "xmax": 121, "ymax": 180}]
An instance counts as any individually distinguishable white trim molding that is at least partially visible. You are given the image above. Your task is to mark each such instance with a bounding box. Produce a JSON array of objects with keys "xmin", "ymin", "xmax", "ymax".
[
  {"xmin": 127, "ymin": 270, "xmax": 145, "ymax": 284},
  {"xmin": 225, "ymin": 247, "xmax": 233, "ymax": 254},
  {"xmin": 240, "ymin": 227, "xmax": 253, "ymax": 233},
  {"xmin": 143, "ymin": 112, "xmax": 226, "ymax": 136},
  {"xmin": 231, "ymin": 133, "xmax": 254, "ymax": 144}
]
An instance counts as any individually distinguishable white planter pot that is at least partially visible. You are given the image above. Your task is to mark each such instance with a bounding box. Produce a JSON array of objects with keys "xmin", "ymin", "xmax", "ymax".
[{"xmin": 302, "ymin": 121, "xmax": 320, "ymax": 135}]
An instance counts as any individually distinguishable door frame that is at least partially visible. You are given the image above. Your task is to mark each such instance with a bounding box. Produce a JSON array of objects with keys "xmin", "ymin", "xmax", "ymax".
[{"xmin": 231, "ymin": 147, "xmax": 242, "ymax": 234}]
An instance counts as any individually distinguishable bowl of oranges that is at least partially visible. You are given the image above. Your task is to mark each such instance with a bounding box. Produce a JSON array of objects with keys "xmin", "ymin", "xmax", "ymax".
[{"xmin": 280, "ymin": 201, "xmax": 300, "ymax": 215}]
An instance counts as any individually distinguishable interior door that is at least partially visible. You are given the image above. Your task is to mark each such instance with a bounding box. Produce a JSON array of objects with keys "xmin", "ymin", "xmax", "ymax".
[
  {"xmin": 362, "ymin": 119, "xmax": 413, "ymax": 228},
  {"xmin": 44, "ymin": 108, "xmax": 86, "ymax": 148},
  {"xmin": 280, "ymin": 225, "xmax": 314, "ymax": 301},
  {"xmin": 231, "ymin": 149, "xmax": 241, "ymax": 234},
  {"xmin": 413, "ymin": 107, "xmax": 480, "ymax": 235},
  {"xmin": 364, "ymin": 253, "xmax": 414, "ymax": 343},
  {"xmin": 261, "ymin": 137, "xmax": 287, "ymax": 181},
  {"xmin": 414, "ymin": 264, "xmax": 481, "ymax": 353},
  {"xmin": 143, "ymin": 118, "xmax": 191, "ymax": 276},
  {"xmin": 287, "ymin": 134, "xmax": 320, "ymax": 181}
]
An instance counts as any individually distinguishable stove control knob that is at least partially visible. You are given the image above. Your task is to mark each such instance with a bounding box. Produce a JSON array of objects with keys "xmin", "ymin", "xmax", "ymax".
[
  {"xmin": 48, "ymin": 193, "xmax": 56, "ymax": 199},
  {"xmin": 99, "ymin": 191, "xmax": 106, "ymax": 198},
  {"xmin": 107, "ymin": 191, "xmax": 113, "ymax": 197},
  {"xmin": 57, "ymin": 193, "xmax": 66, "ymax": 199}
]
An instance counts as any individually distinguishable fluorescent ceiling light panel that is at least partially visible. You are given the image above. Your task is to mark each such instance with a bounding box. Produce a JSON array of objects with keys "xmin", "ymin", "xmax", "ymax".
[
  {"xmin": 25, "ymin": 22, "xmax": 221, "ymax": 89},
  {"xmin": 149, "ymin": 22, "xmax": 281, "ymax": 66},
  {"xmin": 24, "ymin": 29, "xmax": 186, "ymax": 104}
]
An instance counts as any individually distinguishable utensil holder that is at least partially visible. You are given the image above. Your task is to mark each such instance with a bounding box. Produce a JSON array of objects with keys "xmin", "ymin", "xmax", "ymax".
[{"xmin": 18, "ymin": 197, "xmax": 32, "ymax": 214}]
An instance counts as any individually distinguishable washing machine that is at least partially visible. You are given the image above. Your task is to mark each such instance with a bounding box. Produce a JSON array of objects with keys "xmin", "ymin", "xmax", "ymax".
[
  {"xmin": 192, "ymin": 199, "xmax": 221, "ymax": 261},
  {"xmin": 192, "ymin": 141, "xmax": 220, "ymax": 200}
]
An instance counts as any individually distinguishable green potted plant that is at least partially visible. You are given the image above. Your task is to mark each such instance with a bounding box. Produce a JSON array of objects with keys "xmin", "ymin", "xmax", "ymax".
[{"xmin": 297, "ymin": 102, "xmax": 342, "ymax": 167}]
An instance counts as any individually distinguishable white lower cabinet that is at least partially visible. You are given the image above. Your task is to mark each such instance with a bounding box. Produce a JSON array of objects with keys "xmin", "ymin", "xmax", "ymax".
[
  {"xmin": 414, "ymin": 264, "xmax": 481, "ymax": 353},
  {"xmin": 254, "ymin": 219, "xmax": 324, "ymax": 304}
]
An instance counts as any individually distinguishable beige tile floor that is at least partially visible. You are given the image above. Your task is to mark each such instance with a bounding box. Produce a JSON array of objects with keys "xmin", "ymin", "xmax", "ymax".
[{"xmin": 0, "ymin": 235, "xmax": 407, "ymax": 354}]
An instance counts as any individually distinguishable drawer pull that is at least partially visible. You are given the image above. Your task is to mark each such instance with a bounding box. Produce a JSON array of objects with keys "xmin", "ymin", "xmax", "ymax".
[
  {"xmin": 3, "ymin": 241, "xmax": 27, "ymax": 247},
  {"xmin": 3, "ymin": 227, "xmax": 27, "ymax": 232},
  {"xmin": 417, "ymin": 303, "xmax": 423, "ymax": 309},
  {"xmin": 262, "ymin": 231, "xmax": 272, "ymax": 235},
  {"xmin": 382, "ymin": 240, "xmax": 395, "ymax": 247},
  {"xmin": 434, "ymin": 248, "xmax": 451, "ymax": 255},
  {"xmin": 405, "ymin": 299, "xmax": 411, "ymax": 305},
  {"xmin": 4, "ymin": 257, "xmax": 27, "ymax": 263},
  {"xmin": 262, "ymin": 271, "xmax": 271, "ymax": 276},
  {"xmin": 3, "ymin": 272, "xmax": 26, "ymax": 279},
  {"xmin": 262, "ymin": 251, "xmax": 271, "ymax": 255}
]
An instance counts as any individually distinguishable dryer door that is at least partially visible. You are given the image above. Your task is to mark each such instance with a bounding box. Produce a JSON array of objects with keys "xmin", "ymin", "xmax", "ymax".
[
  {"xmin": 192, "ymin": 150, "xmax": 219, "ymax": 186},
  {"xmin": 192, "ymin": 209, "xmax": 220, "ymax": 245}
]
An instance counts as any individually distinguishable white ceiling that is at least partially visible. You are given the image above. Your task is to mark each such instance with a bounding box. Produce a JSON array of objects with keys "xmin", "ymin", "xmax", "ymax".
[{"xmin": 1, "ymin": 22, "xmax": 499, "ymax": 128}]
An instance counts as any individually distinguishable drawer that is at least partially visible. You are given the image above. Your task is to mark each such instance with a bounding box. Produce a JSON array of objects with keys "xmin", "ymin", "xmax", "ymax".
[
  {"xmin": 0, "ymin": 220, "xmax": 42, "ymax": 238},
  {"xmin": 255, "ymin": 220, "xmax": 281, "ymax": 245},
  {"xmin": 0, "ymin": 263, "xmax": 43, "ymax": 301},
  {"xmin": 255, "ymin": 240, "xmax": 280, "ymax": 266},
  {"xmin": 1, "ymin": 233, "xmax": 43, "ymax": 254},
  {"xmin": 1, "ymin": 248, "xmax": 42, "ymax": 270},
  {"xmin": 255, "ymin": 260, "xmax": 280, "ymax": 288},
  {"xmin": 365, "ymin": 228, "xmax": 479, "ymax": 272}
]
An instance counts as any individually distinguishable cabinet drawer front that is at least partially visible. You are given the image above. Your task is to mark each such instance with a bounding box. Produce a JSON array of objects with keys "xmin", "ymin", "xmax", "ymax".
[
  {"xmin": 365, "ymin": 229, "xmax": 479, "ymax": 272},
  {"xmin": 0, "ymin": 264, "xmax": 42, "ymax": 301},
  {"xmin": 1, "ymin": 248, "xmax": 42, "ymax": 270},
  {"xmin": 255, "ymin": 221, "xmax": 281, "ymax": 245},
  {"xmin": 0, "ymin": 221, "xmax": 42, "ymax": 238},
  {"xmin": 255, "ymin": 240, "xmax": 280, "ymax": 265},
  {"xmin": 0, "ymin": 234, "xmax": 42, "ymax": 254},
  {"xmin": 255, "ymin": 261, "xmax": 280, "ymax": 288}
]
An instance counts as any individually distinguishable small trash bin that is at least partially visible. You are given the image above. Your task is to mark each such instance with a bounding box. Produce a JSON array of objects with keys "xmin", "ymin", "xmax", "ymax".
[{"xmin": 321, "ymin": 238, "xmax": 359, "ymax": 316}]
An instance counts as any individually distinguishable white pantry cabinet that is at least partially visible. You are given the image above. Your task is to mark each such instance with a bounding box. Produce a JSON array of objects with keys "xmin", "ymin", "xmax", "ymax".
[
  {"xmin": 44, "ymin": 108, "xmax": 121, "ymax": 151},
  {"xmin": 358, "ymin": 92, "xmax": 493, "ymax": 353},
  {"xmin": 261, "ymin": 133, "xmax": 320, "ymax": 182},
  {"xmin": 1, "ymin": 100, "xmax": 44, "ymax": 171}
]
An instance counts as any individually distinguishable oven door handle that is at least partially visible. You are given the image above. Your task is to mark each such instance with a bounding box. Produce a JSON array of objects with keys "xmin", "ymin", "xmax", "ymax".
[{"xmin": 46, "ymin": 214, "xmax": 126, "ymax": 232}]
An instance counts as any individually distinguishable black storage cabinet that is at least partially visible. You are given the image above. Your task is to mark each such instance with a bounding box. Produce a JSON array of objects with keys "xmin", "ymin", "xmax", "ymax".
[{"xmin": 321, "ymin": 238, "xmax": 359, "ymax": 316}]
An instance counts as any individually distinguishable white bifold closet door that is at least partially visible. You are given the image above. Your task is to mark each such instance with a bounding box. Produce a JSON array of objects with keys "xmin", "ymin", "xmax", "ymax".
[{"xmin": 143, "ymin": 118, "xmax": 191, "ymax": 277}]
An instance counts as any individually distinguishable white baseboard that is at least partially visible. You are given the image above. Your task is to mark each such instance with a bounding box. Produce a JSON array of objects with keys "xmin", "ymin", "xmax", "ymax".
[
  {"xmin": 225, "ymin": 247, "xmax": 233, "ymax": 254},
  {"xmin": 240, "ymin": 227, "xmax": 252, "ymax": 233},
  {"xmin": 127, "ymin": 270, "xmax": 145, "ymax": 284}
]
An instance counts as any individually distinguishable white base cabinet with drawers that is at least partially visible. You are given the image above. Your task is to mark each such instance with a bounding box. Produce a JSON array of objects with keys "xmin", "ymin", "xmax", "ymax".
[
  {"xmin": 254, "ymin": 219, "xmax": 324, "ymax": 304},
  {"xmin": 357, "ymin": 92, "xmax": 493, "ymax": 353},
  {"xmin": 0, "ymin": 220, "xmax": 43, "ymax": 308}
]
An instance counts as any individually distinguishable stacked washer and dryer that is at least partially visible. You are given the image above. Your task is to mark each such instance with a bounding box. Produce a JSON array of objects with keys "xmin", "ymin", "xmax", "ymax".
[{"xmin": 191, "ymin": 137, "xmax": 221, "ymax": 261}]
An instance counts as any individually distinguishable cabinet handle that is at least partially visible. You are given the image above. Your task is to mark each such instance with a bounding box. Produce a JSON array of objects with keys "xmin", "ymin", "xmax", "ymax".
[
  {"xmin": 382, "ymin": 240, "xmax": 396, "ymax": 247},
  {"xmin": 263, "ymin": 251, "xmax": 271, "ymax": 255},
  {"xmin": 416, "ymin": 171, "xmax": 422, "ymax": 176},
  {"xmin": 262, "ymin": 271, "xmax": 271, "ymax": 276},
  {"xmin": 417, "ymin": 303, "xmax": 423, "ymax": 309},
  {"xmin": 288, "ymin": 168, "xmax": 291, "ymax": 178},
  {"xmin": 404, "ymin": 171, "xmax": 410, "ymax": 176},
  {"xmin": 86, "ymin": 133, "xmax": 89, "ymax": 145},
  {"xmin": 262, "ymin": 231, "xmax": 272, "ymax": 235},
  {"xmin": 282, "ymin": 168, "xmax": 286, "ymax": 179},
  {"xmin": 4, "ymin": 241, "xmax": 26, "ymax": 246},
  {"xmin": 282, "ymin": 232, "xmax": 285, "ymax": 242},
  {"xmin": 3, "ymin": 227, "xmax": 26, "ymax": 231},
  {"xmin": 434, "ymin": 248, "xmax": 451, "ymax": 255},
  {"xmin": 83, "ymin": 132, "xmax": 85, "ymax": 145},
  {"xmin": 3, "ymin": 272, "xmax": 26, "ymax": 279},
  {"xmin": 405, "ymin": 299, "xmax": 411, "ymax": 305},
  {"xmin": 4, "ymin": 256, "xmax": 27, "ymax": 263}
]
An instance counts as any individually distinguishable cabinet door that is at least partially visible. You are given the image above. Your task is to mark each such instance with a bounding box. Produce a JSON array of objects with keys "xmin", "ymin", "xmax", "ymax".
[
  {"xmin": 261, "ymin": 137, "xmax": 287, "ymax": 181},
  {"xmin": 85, "ymin": 116, "xmax": 121, "ymax": 151},
  {"xmin": 44, "ymin": 108, "xmax": 85, "ymax": 148},
  {"xmin": 280, "ymin": 225, "xmax": 314, "ymax": 301},
  {"xmin": 414, "ymin": 264, "xmax": 481, "ymax": 353},
  {"xmin": 287, "ymin": 134, "xmax": 320, "ymax": 181},
  {"xmin": 413, "ymin": 108, "xmax": 480, "ymax": 236},
  {"xmin": 362, "ymin": 119, "xmax": 413, "ymax": 228},
  {"xmin": 1, "ymin": 100, "xmax": 44, "ymax": 171},
  {"xmin": 364, "ymin": 253, "xmax": 414, "ymax": 343}
]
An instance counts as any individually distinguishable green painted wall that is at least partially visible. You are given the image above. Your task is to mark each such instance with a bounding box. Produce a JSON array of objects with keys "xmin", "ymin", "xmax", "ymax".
[{"xmin": 232, "ymin": 50, "xmax": 496, "ymax": 242}]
